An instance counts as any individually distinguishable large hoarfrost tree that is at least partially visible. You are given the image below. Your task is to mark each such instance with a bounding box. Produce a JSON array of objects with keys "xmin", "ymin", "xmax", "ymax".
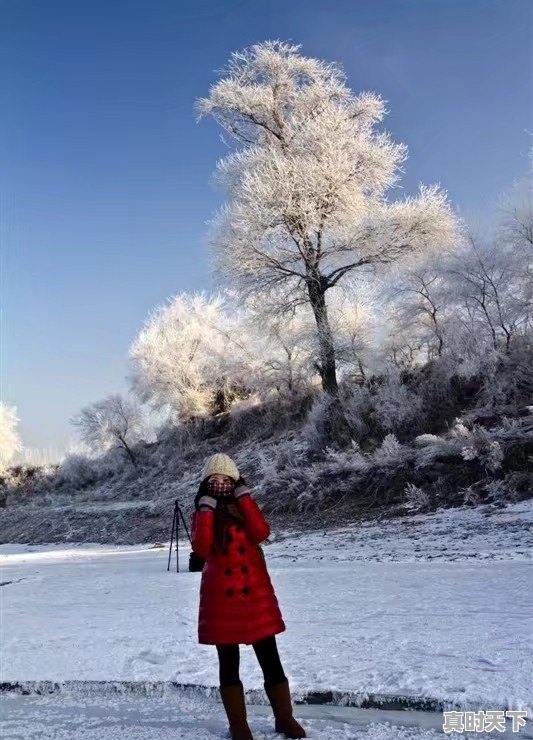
[
  {"xmin": 0, "ymin": 403, "xmax": 22, "ymax": 468},
  {"xmin": 198, "ymin": 40, "xmax": 459, "ymax": 444}
]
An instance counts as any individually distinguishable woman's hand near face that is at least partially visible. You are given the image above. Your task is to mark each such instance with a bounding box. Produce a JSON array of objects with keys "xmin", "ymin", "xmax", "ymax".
[
  {"xmin": 234, "ymin": 476, "xmax": 251, "ymax": 500},
  {"xmin": 198, "ymin": 494, "xmax": 217, "ymax": 511}
]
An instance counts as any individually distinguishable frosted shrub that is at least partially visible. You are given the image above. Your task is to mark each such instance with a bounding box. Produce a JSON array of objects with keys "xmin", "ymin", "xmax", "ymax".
[
  {"xmin": 404, "ymin": 482, "xmax": 429, "ymax": 510},
  {"xmin": 414, "ymin": 433, "xmax": 463, "ymax": 468},
  {"xmin": 103, "ymin": 446, "xmax": 133, "ymax": 476},
  {"xmin": 486, "ymin": 441, "xmax": 504, "ymax": 472},
  {"xmin": 484, "ymin": 479, "xmax": 508, "ymax": 502},
  {"xmin": 323, "ymin": 442, "xmax": 368, "ymax": 473},
  {"xmin": 458, "ymin": 424, "xmax": 504, "ymax": 472},
  {"xmin": 295, "ymin": 489, "xmax": 314, "ymax": 511},
  {"xmin": 481, "ymin": 338, "xmax": 533, "ymax": 410},
  {"xmin": 461, "ymin": 485, "xmax": 481, "ymax": 506},
  {"xmin": 451, "ymin": 420, "xmax": 470, "ymax": 440},
  {"xmin": 414, "ymin": 433, "xmax": 441, "ymax": 446},
  {"xmin": 371, "ymin": 370, "xmax": 423, "ymax": 434},
  {"xmin": 246, "ymin": 435, "xmax": 311, "ymax": 486},
  {"xmin": 264, "ymin": 464, "xmax": 315, "ymax": 512},
  {"xmin": 58, "ymin": 453, "xmax": 101, "ymax": 488},
  {"xmin": 301, "ymin": 392, "xmax": 336, "ymax": 451},
  {"xmin": 274, "ymin": 436, "xmax": 311, "ymax": 470},
  {"xmin": 244, "ymin": 434, "xmax": 315, "ymax": 512},
  {"xmin": 372, "ymin": 433, "xmax": 407, "ymax": 467},
  {"xmin": 341, "ymin": 385, "xmax": 373, "ymax": 440},
  {"xmin": 237, "ymin": 443, "xmax": 271, "ymax": 482}
]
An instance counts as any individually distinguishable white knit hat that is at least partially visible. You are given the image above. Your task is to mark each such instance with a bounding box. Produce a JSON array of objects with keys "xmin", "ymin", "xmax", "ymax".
[{"xmin": 201, "ymin": 453, "xmax": 240, "ymax": 482}]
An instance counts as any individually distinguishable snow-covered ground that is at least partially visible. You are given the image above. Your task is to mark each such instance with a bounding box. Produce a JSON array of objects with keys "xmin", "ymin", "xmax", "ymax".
[
  {"xmin": 1, "ymin": 500, "xmax": 532, "ymax": 733},
  {"xmin": 269, "ymin": 498, "xmax": 533, "ymax": 562},
  {"xmin": 4, "ymin": 690, "xmax": 531, "ymax": 739}
]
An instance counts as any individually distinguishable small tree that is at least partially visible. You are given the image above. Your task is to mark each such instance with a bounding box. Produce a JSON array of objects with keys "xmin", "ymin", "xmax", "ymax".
[
  {"xmin": 198, "ymin": 40, "xmax": 459, "ymax": 445},
  {"xmin": 387, "ymin": 256, "xmax": 449, "ymax": 362},
  {"xmin": 499, "ymin": 177, "xmax": 533, "ymax": 261},
  {"xmin": 129, "ymin": 291, "xmax": 257, "ymax": 420},
  {"xmin": 447, "ymin": 232, "xmax": 531, "ymax": 355},
  {"xmin": 71, "ymin": 394, "xmax": 143, "ymax": 467},
  {"xmin": 0, "ymin": 403, "xmax": 22, "ymax": 468}
]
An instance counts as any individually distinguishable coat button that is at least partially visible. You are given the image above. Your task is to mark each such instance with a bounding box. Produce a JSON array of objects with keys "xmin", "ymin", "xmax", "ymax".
[
  {"xmin": 242, "ymin": 587, "xmax": 249, "ymax": 595},
  {"xmin": 225, "ymin": 568, "xmax": 232, "ymax": 575},
  {"xmin": 227, "ymin": 588, "xmax": 234, "ymax": 596},
  {"xmin": 241, "ymin": 566, "xmax": 248, "ymax": 574},
  {"xmin": 238, "ymin": 546, "xmax": 245, "ymax": 554}
]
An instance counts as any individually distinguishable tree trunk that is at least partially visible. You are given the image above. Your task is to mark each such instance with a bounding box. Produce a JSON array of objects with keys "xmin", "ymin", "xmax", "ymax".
[
  {"xmin": 213, "ymin": 387, "xmax": 229, "ymax": 415},
  {"xmin": 212, "ymin": 377, "xmax": 233, "ymax": 415},
  {"xmin": 307, "ymin": 278, "xmax": 339, "ymax": 395},
  {"xmin": 307, "ymin": 277, "xmax": 353, "ymax": 448},
  {"xmin": 120, "ymin": 440, "xmax": 137, "ymax": 468}
]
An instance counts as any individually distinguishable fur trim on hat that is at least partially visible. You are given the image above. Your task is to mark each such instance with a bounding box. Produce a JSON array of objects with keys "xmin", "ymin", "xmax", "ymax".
[{"xmin": 201, "ymin": 453, "xmax": 239, "ymax": 482}]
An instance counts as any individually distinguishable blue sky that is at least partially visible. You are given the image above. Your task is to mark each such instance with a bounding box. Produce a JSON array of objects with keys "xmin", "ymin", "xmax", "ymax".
[{"xmin": 2, "ymin": 0, "xmax": 531, "ymax": 458}]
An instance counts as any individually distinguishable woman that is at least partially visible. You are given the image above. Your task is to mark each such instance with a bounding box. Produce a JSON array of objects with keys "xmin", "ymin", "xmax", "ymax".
[{"xmin": 191, "ymin": 452, "xmax": 306, "ymax": 740}]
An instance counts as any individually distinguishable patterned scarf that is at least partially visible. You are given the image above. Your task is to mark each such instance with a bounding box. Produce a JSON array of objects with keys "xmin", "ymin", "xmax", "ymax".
[{"xmin": 207, "ymin": 478, "xmax": 245, "ymax": 554}]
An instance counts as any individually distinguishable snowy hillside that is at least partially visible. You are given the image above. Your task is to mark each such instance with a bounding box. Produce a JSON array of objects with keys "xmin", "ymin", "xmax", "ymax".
[{"xmin": 1, "ymin": 402, "xmax": 532, "ymax": 546}]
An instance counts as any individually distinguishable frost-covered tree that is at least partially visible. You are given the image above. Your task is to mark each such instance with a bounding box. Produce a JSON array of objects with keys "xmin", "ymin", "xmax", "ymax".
[
  {"xmin": 198, "ymin": 40, "xmax": 459, "ymax": 444},
  {"xmin": 129, "ymin": 291, "xmax": 256, "ymax": 420},
  {"xmin": 383, "ymin": 178, "xmax": 533, "ymax": 372},
  {"xmin": 327, "ymin": 276, "xmax": 384, "ymax": 382},
  {"xmin": 71, "ymin": 394, "xmax": 143, "ymax": 467},
  {"xmin": 447, "ymin": 231, "xmax": 531, "ymax": 355},
  {"xmin": 386, "ymin": 255, "xmax": 450, "ymax": 363},
  {"xmin": 240, "ymin": 291, "xmax": 318, "ymax": 400},
  {"xmin": 0, "ymin": 403, "xmax": 22, "ymax": 467},
  {"xmin": 499, "ymin": 177, "xmax": 533, "ymax": 261}
]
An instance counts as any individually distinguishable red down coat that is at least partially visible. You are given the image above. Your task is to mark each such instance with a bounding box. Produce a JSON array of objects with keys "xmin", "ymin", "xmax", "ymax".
[{"xmin": 190, "ymin": 494, "xmax": 286, "ymax": 645}]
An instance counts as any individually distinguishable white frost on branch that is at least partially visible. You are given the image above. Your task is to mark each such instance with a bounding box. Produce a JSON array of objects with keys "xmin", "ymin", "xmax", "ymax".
[{"xmin": 0, "ymin": 403, "xmax": 23, "ymax": 468}]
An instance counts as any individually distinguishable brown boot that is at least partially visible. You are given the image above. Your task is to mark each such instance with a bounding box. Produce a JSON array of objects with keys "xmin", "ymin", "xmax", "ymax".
[
  {"xmin": 264, "ymin": 678, "xmax": 306, "ymax": 738},
  {"xmin": 219, "ymin": 681, "xmax": 254, "ymax": 740}
]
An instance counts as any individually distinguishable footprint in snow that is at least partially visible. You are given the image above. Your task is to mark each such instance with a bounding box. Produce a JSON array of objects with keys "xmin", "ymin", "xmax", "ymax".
[{"xmin": 133, "ymin": 648, "xmax": 168, "ymax": 665}]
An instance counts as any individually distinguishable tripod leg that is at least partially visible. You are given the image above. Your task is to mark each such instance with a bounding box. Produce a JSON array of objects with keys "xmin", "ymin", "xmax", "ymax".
[
  {"xmin": 178, "ymin": 506, "xmax": 194, "ymax": 573},
  {"xmin": 178, "ymin": 506, "xmax": 193, "ymax": 544},
  {"xmin": 176, "ymin": 508, "xmax": 179, "ymax": 573},
  {"xmin": 167, "ymin": 508, "xmax": 177, "ymax": 572}
]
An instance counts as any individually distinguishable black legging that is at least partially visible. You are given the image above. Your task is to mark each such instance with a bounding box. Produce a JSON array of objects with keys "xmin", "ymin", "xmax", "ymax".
[{"xmin": 216, "ymin": 635, "xmax": 287, "ymax": 688}]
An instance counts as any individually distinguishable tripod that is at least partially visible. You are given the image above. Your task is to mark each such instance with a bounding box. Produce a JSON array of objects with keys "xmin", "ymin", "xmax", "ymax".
[{"xmin": 167, "ymin": 498, "xmax": 192, "ymax": 572}]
